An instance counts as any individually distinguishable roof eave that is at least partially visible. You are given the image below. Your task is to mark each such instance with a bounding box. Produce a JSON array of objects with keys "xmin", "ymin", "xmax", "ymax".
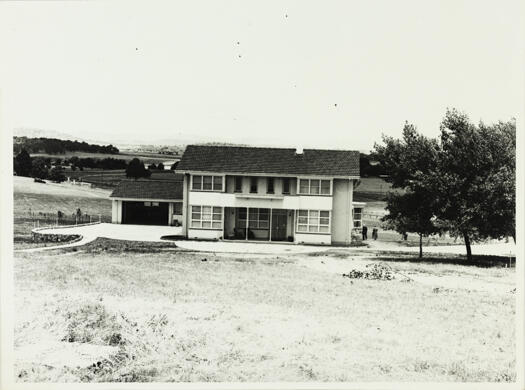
[{"xmin": 175, "ymin": 169, "xmax": 359, "ymax": 179}]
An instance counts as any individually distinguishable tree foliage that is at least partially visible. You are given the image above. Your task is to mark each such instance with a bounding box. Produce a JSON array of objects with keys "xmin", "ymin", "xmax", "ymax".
[
  {"xmin": 426, "ymin": 109, "xmax": 516, "ymax": 258},
  {"xmin": 13, "ymin": 137, "xmax": 119, "ymax": 155},
  {"xmin": 125, "ymin": 158, "xmax": 151, "ymax": 180},
  {"xmin": 374, "ymin": 110, "xmax": 515, "ymax": 261},
  {"xmin": 48, "ymin": 166, "xmax": 66, "ymax": 183},
  {"xmin": 14, "ymin": 149, "xmax": 32, "ymax": 176},
  {"xmin": 30, "ymin": 158, "xmax": 49, "ymax": 179},
  {"xmin": 374, "ymin": 123, "xmax": 441, "ymax": 257}
]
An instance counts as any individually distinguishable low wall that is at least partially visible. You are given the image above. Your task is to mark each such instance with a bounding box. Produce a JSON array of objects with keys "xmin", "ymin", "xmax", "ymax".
[
  {"xmin": 295, "ymin": 233, "xmax": 331, "ymax": 245},
  {"xmin": 30, "ymin": 222, "xmax": 101, "ymax": 244}
]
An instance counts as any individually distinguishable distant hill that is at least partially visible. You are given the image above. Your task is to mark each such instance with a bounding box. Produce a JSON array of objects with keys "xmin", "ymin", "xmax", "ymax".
[
  {"xmin": 13, "ymin": 127, "xmax": 109, "ymax": 145},
  {"xmin": 14, "ymin": 136, "xmax": 119, "ymax": 155}
]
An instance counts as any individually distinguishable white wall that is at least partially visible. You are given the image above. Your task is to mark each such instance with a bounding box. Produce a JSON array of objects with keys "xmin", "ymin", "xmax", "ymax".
[
  {"xmin": 295, "ymin": 233, "xmax": 331, "ymax": 245},
  {"xmin": 187, "ymin": 229, "xmax": 223, "ymax": 240},
  {"xmin": 331, "ymin": 179, "xmax": 354, "ymax": 245},
  {"xmin": 111, "ymin": 200, "xmax": 122, "ymax": 223},
  {"xmin": 188, "ymin": 191, "xmax": 332, "ymax": 210}
]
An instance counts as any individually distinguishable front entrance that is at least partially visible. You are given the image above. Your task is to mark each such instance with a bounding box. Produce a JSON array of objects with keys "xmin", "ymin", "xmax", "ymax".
[
  {"xmin": 271, "ymin": 209, "xmax": 288, "ymax": 241},
  {"xmin": 223, "ymin": 207, "xmax": 293, "ymax": 242}
]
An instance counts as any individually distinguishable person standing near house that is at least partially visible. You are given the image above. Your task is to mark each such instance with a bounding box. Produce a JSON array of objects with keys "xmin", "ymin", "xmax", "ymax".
[
  {"xmin": 362, "ymin": 225, "xmax": 368, "ymax": 240},
  {"xmin": 372, "ymin": 227, "xmax": 378, "ymax": 240}
]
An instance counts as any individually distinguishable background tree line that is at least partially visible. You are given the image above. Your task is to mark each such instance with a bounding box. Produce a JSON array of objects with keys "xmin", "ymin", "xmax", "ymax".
[
  {"xmin": 13, "ymin": 137, "xmax": 119, "ymax": 155},
  {"xmin": 374, "ymin": 108, "xmax": 515, "ymax": 260}
]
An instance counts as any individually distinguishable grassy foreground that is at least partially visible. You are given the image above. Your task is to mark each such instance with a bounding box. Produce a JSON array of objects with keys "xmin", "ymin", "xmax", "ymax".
[{"xmin": 14, "ymin": 239, "xmax": 516, "ymax": 382}]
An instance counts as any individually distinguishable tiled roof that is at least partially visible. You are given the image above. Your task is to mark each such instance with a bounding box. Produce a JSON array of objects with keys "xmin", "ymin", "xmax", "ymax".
[
  {"xmin": 110, "ymin": 178, "xmax": 183, "ymax": 200},
  {"xmin": 176, "ymin": 145, "xmax": 360, "ymax": 177}
]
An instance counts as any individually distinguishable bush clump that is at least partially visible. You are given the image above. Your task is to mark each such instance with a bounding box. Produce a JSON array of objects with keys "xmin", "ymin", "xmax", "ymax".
[{"xmin": 343, "ymin": 263, "xmax": 394, "ymax": 280}]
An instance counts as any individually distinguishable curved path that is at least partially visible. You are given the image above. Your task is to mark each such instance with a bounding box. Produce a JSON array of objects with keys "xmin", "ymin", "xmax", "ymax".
[{"xmin": 15, "ymin": 223, "xmax": 184, "ymax": 253}]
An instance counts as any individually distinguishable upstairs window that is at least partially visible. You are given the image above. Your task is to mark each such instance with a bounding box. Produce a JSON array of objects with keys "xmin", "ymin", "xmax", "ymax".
[
  {"xmin": 192, "ymin": 175, "xmax": 223, "ymax": 191},
  {"xmin": 250, "ymin": 177, "xmax": 258, "ymax": 193},
  {"xmin": 298, "ymin": 179, "xmax": 331, "ymax": 195},
  {"xmin": 234, "ymin": 176, "xmax": 243, "ymax": 193},
  {"xmin": 282, "ymin": 178, "xmax": 290, "ymax": 194},
  {"xmin": 267, "ymin": 177, "xmax": 275, "ymax": 194}
]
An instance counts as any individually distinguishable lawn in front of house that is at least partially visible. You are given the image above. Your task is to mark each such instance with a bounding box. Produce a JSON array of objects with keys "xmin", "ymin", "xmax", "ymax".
[{"xmin": 13, "ymin": 239, "xmax": 516, "ymax": 382}]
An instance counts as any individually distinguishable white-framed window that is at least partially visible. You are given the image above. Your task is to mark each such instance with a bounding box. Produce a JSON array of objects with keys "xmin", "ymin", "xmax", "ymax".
[
  {"xmin": 144, "ymin": 201, "xmax": 160, "ymax": 207},
  {"xmin": 248, "ymin": 208, "xmax": 270, "ymax": 229},
  {"xmin": 191, "ymin": 206, "xmax": 223, "ymax": 229},
  {"xmin": 192, "ymin": 175, "xmax": 223, "ymax": 191},
  {"xmin": 237, "ymin": 208, "xmax": 270, "ymax": 229},
  {"xmin": 173, "ymin": 202, "xmax": 183, "ymax": 215},
  {"xmin": 297, "ymin": 210, "xmax": 331, "ymax": 233},
  {"xmin": 353, "ymin": 207, "xmax": 363, "ymax": 228},
  {"xmin": 298, "ymin": 178, "xmax": 331, "ymax": 195}
]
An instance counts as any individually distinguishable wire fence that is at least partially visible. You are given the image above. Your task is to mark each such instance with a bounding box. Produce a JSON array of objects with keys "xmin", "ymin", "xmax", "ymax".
[{"xmin": 21, "ymin": 211, "xmax": 112, "ymax": 229}]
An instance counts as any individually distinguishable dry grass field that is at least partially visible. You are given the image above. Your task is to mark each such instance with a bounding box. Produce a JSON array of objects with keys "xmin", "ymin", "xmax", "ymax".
[
  {"xmin": 31, "ymin": 151, "xmax": 173, "ymax": 164},
  {"xmin": 13, "ymin": 177, "xmax": 112, "ymax": 249},
  {"xmin": 13, "ymin": 238, "xmax": 516, "ymax": 383}
]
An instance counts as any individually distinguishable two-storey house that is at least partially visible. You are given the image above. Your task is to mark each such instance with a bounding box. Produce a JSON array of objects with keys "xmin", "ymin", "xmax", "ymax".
[{"xmin": 109, "ymin": 145, "xmax": 365, "ymax": 245}]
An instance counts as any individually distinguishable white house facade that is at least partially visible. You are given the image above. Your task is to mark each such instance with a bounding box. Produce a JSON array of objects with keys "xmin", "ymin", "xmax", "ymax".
[{"xmin": 109, "ymin": 145, "xmax": 365, "ymax": 246}]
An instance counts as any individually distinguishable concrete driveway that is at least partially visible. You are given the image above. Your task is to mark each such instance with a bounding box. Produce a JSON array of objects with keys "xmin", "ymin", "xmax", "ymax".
[{"xmin": 18, "ymin": 223, "xmax": 183, "ymax": 252}]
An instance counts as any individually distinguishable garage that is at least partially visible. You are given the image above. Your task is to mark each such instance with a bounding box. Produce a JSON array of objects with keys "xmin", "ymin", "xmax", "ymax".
[
  {"xmin": 110, "ymin": 178, "xmax": 184, "ymax": 226},
  {"xmin": 122, "ymin": 201, "xmax": 169, "ymax": 225}
]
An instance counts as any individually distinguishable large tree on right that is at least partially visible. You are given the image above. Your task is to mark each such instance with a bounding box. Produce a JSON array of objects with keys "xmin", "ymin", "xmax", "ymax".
[
  {"xmin": 427, "ymin": 109, "xmax": 515, "ymax": 260},
  {"xmin": 375, "ymin": 109, "xmax": 515, "ymax": 261}
]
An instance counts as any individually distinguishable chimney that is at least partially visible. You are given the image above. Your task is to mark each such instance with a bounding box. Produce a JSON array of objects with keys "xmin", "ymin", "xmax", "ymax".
[{"xmin": 295, "ymin": 146, "xmax": 303, "ymax": 155}]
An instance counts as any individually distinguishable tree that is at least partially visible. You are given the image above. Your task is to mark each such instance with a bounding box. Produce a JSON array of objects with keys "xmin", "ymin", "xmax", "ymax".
[
  {"xmin": 170, "ymin": 162, "xmax": 179, "ymax": 170},
  {"xmin": 382, "ymin": 190, "xmax": 440, "ymax": 258},
  {"xmin": 374, "ymin": 122, "xmax": 440, "ymax": 257},
  {"xmin": 31, "ymin": 158, "xmax": 49, "ymax": 179},
  {"xmin": 375, "ymin": 110, "xmax": 516, "ymax": 262},
  {"xmin": 14, "ymin": 149, "xmax": 32, "ymax": 176},
  {"xmin": 157, "ymin": 162, "xmax": 164, "ymax": 170},
  {"xmin": 425, "ymin": 109, "xmax": 516, "ymax": 260},
  {"xmin": 49, "ymin": 166, "xmax": 66, "ymax": 183},
  {"xmin": 125, "ymin": 158, "xmax": 151, "ymax": 179},
  {"xmin": 149, "ymin": 163, "xmax": 157, "ymax": 170}
]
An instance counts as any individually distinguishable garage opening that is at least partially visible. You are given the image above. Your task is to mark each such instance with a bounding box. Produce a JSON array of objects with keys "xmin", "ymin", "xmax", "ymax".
[{"xmin": 122, "ymin": 201, "xmax": 169, "ymax": 225}]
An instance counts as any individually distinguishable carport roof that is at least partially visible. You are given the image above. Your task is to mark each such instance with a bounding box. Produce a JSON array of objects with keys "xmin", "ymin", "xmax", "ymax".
[{"xmin": 110, "ymin": 179, "xmax": 183, "ymax": 200}]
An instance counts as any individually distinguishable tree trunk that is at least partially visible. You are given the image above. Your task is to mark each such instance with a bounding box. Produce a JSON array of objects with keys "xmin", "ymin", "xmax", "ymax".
[
  {"xmin": 419, "ymin": 233, "xmax": 423, "ymax": 258},
  {"xmin": 463, "ymin": 232, "xmax": 472, "ymax": 262}
]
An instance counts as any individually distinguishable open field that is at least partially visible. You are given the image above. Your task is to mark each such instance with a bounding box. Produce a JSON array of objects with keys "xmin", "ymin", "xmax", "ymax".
[
  {"xmin": 31, "ymin": 151, "xmax": 179, "ymax": 164},
  {"xmin": 13, "ymin": 238, "xmax": 516, "ymax": 382},
  {"xmin": 66, "ymin": 169, "xmax": 181, "ymax": 189},
  {"xmin": 13, "ymin": 177, "xmax": 112, "ymax": 249}
]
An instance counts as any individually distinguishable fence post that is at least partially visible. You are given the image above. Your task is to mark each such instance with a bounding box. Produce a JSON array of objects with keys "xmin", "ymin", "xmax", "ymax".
[
  {"xmin": 90, "ymin": 215, "xmax": 92, "ymax": 223},
  {"xmin": 99, "ymin": 214, "xmax": 101, "ymax": 223},
  {"xmin": 75, "ymin": 216, "xmax": 78, "ymax": 225},
  {"xmin": 56, "ymin": 216, "xmax": 58, "ymax": 226}
]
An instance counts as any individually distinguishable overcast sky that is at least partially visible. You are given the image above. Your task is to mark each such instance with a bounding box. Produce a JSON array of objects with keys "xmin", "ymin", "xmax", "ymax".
[{"xmin": 1, "ymin": 1, "xmax": 523, "ymax": 151}]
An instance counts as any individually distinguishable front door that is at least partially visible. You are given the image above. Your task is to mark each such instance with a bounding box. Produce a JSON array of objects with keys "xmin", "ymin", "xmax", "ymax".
[{"xmin": 271, "ymin": 210, "xmax": 288, "ymax": 241}]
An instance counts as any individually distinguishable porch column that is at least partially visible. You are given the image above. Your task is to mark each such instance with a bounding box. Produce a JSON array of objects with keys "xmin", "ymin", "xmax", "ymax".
[
  {"xmin": 269, "ymin": 208, "xmax": 272, "ymax": 241},
  {"xmin": 246, "ymin": 207, "xmax": 249, "ymax": 240},
  {"xmin": 168, "ymin": 202, "xmax": 174, "ymax": 226}
]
